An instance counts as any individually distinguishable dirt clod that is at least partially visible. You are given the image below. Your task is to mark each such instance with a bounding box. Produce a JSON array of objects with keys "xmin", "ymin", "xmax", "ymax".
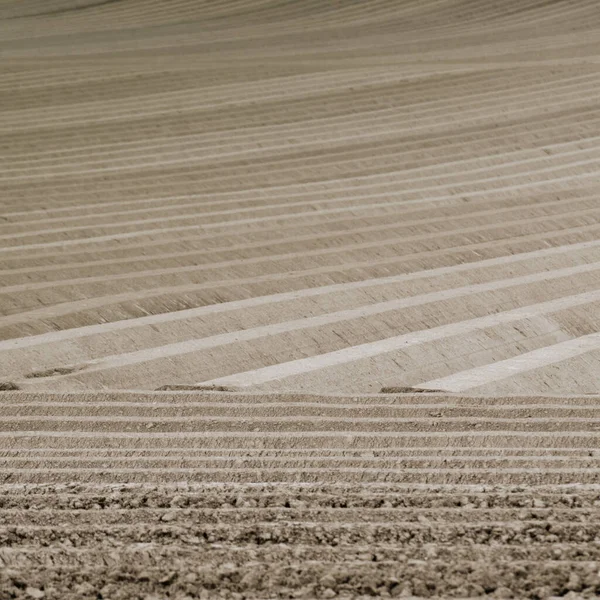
[
  {"xmin": 25, "ymin": 366, "xmax": 84, "ymax": 379},
  {"xmin": 0, "ymin": 381, "xmax": 20, "ymax": 391}
]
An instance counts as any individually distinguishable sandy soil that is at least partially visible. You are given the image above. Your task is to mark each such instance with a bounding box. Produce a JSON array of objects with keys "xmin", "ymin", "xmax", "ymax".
[
  {"xmin": 1, "ymin": 390, "xmax": 600, "ymax": 598},
  {"xmin": 2, "ymin": 0, "xmax": 600, "ymax": 597},
  {"xmin": 3, "ymin": 0, "xmax": 600, "ymax": 395}
]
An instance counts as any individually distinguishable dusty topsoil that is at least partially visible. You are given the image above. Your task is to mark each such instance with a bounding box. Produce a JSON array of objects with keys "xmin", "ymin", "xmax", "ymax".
[
  {"xmin": 1, "ymin": 390, "xmax": 600, "ymax": 598},
  {"xmin": 3, "ymin": 0, "xmax": 600, "ymax": 598},
  {"xmin": 2, "ymin": 483, "xmax": 600, "ymax": 599}
]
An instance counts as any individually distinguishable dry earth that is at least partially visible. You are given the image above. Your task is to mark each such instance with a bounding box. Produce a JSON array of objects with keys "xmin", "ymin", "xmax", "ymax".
[{"xmin": 2, "ymin": 0, "xmax": 600, "ymax": 598}]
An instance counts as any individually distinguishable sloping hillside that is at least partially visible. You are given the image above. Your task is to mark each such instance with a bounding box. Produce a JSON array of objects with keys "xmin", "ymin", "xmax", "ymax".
[{"xmin": 3, "ymin": 0, "xmax": 600, "ymax": 394}]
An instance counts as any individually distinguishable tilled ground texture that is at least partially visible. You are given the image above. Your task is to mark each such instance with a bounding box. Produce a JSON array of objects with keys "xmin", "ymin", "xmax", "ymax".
[
  {"xmin": 1, "ymin": 390, "xmax": 600, "ymax": 599},
  {"xmin": 3, "ymin": 1, "xmax": 600, "ymax": 598},
  {"xmin": 3, "ymin": 0, "xmax": 600, "ymax": 396}
]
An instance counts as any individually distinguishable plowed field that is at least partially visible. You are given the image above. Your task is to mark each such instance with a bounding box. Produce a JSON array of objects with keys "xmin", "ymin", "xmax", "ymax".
[{"xmin": 2, "ymin": 1, "xmax": 600, "ymax": 598}]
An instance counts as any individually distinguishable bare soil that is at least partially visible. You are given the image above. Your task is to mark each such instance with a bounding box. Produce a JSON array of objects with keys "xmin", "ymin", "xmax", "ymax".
[{"xmin": 2, "ymin": 0, "xmax": 600, "ymax": 597}]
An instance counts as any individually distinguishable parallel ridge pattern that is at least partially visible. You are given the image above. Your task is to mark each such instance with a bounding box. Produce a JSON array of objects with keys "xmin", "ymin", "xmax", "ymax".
[
  {"xmin": 3, "ymin": 3, "xmax": 600, "ymax": 597},
  {"xmin": 1, "ymin": 390, "xmax": 600, "ymax": 598},
  {"xmin": 3, "ymin": 1, "xmax": 600, "ymax": 393}
]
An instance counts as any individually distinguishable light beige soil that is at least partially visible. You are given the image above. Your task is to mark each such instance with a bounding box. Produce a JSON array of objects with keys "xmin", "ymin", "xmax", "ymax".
[
  {"xmin": 2, "ymin": 0, "xmax": 600, "ymax": 395},
  {"xmin": 0, "ymin": 390, "xmax": 599, "ymax": 598},
  {"xmin": 3, "ymin": 1, "xmax": 600, "ymax": 597}
]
